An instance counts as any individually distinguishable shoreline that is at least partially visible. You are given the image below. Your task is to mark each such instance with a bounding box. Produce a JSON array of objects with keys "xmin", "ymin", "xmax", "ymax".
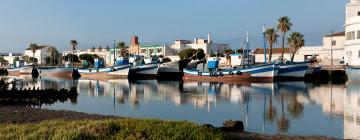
[{"xmin": 0, "ymin": 106, "xmax": 338, "ymax": 140}]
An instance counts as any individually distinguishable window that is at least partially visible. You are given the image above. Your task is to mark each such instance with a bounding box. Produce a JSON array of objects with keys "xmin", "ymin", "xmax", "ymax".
[
  {"xmin": 357, "ymin": 30, "xmax": 360, "ymax": 39},
  {"xmin": 149, "ymin": 49, "xmax": 154, "ymax": 54},
  {"xmin": 347, "ymin": 31, "xmax": 356, "ymax": 40},
  {"xmin": 358, "ymin": 50, "xmax": 360, "ymax": 58},
  {"xmin": 331, "ymin": 40, "xmax": 336, "ymax": 46},
  {"xmin": 358, "ymin": 11, "xmax": 360, "ymax": 16}
]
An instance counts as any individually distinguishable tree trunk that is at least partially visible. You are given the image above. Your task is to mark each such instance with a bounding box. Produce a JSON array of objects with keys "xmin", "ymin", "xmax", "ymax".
[
  {"xmin": 291, "ymin": 51, "xmax": 296, "ymax": 63},
  {"xmin": 281, "ymin": 32, "xmax": 285, "ymax": 61},
  {"xmin": 269, "ymin": 43, "xmax": 273, "ymax": 63}
]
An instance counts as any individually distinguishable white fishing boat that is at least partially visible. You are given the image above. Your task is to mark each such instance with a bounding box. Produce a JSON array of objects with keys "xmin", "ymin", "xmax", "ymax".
[{"xmin": 128, "ymin": 56, "xmax": 159, "ymax": 79}]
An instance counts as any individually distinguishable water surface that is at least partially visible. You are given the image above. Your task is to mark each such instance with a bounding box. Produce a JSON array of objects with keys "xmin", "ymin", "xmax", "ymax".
[{"xmin": 9, "ymin": 76, "xmax": 360, "ymax": 139}]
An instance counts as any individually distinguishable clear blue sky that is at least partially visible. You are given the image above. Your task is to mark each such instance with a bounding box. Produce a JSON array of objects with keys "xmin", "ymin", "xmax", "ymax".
[{"xmin": 0, "ymin": 0, "xmax": 348, "ymax": 53}]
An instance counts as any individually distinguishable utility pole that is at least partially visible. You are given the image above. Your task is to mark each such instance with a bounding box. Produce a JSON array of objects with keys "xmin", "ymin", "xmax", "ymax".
[
  {"xmin": 330, "ymin": 30, "xmax": 334, "ymax": 79},
  {"xmin": 246, "ymin": 31, "xmax": 250, "ymax": 67},
  {"xmin": 113, "ymin": 40, "xmax": 116, "ymax": 67}
]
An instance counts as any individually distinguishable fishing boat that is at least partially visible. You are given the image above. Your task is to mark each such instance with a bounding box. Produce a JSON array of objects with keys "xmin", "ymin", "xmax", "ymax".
[
  {"xmin": 276, "ymin": 62, "xmax": 309, "ymax": 79},
  {"xmin": 7, "ymin": 67, "xmax": 28, "ymax": 75},
  {"xmin": 37, "ymin": 67, "xmax": 75, "ymax": 78},
  {"xmin": 157, "ymin": 59, "xmax": 191, "ymax": 80},
  {"xmin": 346, "ymin": 67, "xmax": 360, "ymax": 81},
  {"xmin": 78, "ymin": 59, "xmax": 131, "ymax": 79},
  {"xmin": 128, "ymin": 56, "xmax": 159, "ymax": 79},
  {"xmin": 183, "ymin": 59, "xmax": 278, "ymax": 83}
]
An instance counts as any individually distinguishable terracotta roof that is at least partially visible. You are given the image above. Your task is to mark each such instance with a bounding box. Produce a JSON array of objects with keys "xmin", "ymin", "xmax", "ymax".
[
  {"xmin": 253, "ymin": 47, "xmax": 291, "ymax": 54},
  {"xmin": 324, "ymin": 31, "xmax": 345, "ymax": 37}
]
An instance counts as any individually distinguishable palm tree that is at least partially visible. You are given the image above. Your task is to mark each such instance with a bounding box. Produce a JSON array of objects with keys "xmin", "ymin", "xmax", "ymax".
[
  {"xmin": 117, "ymin": 42, "xmax": 127, "ymax": 57},
  {"xmin": 265, "ymin": 28, "xmax": 279, "ymax": 63},
  {"xmin": 47, "ymin": 47, "xmax": 57, "ymax": 66},
  {"xmin": 287, "ymin": 32, "xmax": 305, "ymax": 62},
  {"xmin": 28, "ymin": 43, "xmax": 38, "ymax": 66},
  {"xmin": 277, "ymin": 16, "xmax": 293, "ymax": 61},
  {"xmin": 70, "ymin": 40, "xmax": 78, "ymax": 69}
]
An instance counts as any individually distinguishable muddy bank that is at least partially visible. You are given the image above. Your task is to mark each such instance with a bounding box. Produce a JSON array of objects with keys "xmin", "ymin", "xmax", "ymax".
[{"xmin": 0, "ymin": 106, "xmax": 115, "ymax": 124}]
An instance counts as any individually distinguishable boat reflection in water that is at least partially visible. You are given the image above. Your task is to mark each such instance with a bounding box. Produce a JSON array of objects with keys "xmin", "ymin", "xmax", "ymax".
[{"xmin": 14, "ymin": 76, "xmax": 360, "ymax": 139}]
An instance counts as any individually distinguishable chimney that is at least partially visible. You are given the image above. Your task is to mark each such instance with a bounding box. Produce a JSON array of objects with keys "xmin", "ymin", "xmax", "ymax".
[{"xmin": 131, "ymin": 35, "xmax": 139, "ymax": 45}]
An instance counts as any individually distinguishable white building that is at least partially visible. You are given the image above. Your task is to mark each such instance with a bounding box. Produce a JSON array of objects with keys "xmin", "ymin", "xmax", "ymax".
[
  {"xmin": 24, "ymin": 45, "xmax": 51, "ymax": 64},
  {"xmin": 63, "ymin": 48, "xmax": 116, "ymax": 66},
  {"xmin": 344, "ymin": 0, "xmax": 360, "ymax": 66},
  {"xmin": 170, "ymin": 33, "xmax": 230, "ymax": 55},
  {"xmin": 0, "ymin": 53, "xmax": 22, "ymax": 66}
]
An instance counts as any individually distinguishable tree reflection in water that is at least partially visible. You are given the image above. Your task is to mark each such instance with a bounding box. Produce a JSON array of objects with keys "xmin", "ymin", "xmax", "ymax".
[
  {"xmin": 287, "ymin": 95, "xmax": 304, "ymax": 119},
  {"xmin": 277, "ymin": 93, "xmax": 289, "ymax": 132},
  {"xmin": 266, "ymin": 95, "xmax": 277, "ymax": 122}
]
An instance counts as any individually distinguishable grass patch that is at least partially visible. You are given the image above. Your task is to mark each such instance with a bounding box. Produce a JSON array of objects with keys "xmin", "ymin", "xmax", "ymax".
[{"xmin": 0, "ymin": 118, "xmax": 224, "ymax": 140}]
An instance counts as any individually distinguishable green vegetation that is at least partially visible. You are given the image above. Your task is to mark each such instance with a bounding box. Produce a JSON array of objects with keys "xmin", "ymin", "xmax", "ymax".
[
  {"xmin": 178, "ymin": 48, "xmax": 205, "ymax": 60},
  {"xmin": 0, "ymin": 119, "xmax": 223, "ymax": 140},
  {"xmin": 277, "ymin": 16, "xmax": 293, "ymax": 60},
  {"xmin": 63, "ymin": 54, "xmax": 80, "ymax": 63},
  {"xmin": 287, "ymin": 32, "xmax": 305, "ymax": 62},
  {"xmin": 265, "ymin": 28, "xmax": 279, "ymax": 63},
  {"xmin": 28, "ymin": 43, "xmax": 39, "ymax": 66},
  {"xmin": 0, "ymin": 57, "xmax": 8, "ymax": 66},
  {"xmin": 117, "ymin": 41, "xmax": 127, "ymax": 57},
  {"xmin": 79, "ymin": 54, "xmax": 100, "ymax": 67}
]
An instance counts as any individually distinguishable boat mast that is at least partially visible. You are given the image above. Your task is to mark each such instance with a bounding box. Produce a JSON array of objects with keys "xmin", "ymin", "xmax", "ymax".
[
  {"xmin": 113, "ymin": 40, "xmax": 116, "ymax": 67},
  {"xmin": 246, "ymin": 31, "xmax": 250, "ymax": 67}
]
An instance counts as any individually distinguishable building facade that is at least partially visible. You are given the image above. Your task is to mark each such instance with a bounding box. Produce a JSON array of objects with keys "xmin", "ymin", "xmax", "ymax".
[
  {"xmin": 170, "ymin": 33, "xmax": 230, "ymax": 55},
  {"xmin": 0, "ymin": 53, "xmax": 22, "ymax": 66},
  {"xmin": 129, "ymin": 35, "xmax": 141, "ymax": 55},
  {"xmin": 140, "ymin": 44, "xmax": 173, "ymax": 57},
  {"xmin": 344, "ymin": 0, "xmax": 360, "ymax": 66},
  {"xmin": 24, "ymin": 45, "xmax": 51, "ymax": 64}
]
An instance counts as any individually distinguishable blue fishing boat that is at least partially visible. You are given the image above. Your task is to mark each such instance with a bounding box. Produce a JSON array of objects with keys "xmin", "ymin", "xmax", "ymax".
[
  {"xmin": 276, "ymin": 62, "xmax": 309, "ymax": 79},
  {"xmin": 183, "ymin": 58, "xmax": 278, "ymax": 83}
]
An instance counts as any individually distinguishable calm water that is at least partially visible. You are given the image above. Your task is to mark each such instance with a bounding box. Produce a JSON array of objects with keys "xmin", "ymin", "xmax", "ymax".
[{"xmin": 7, "ymin": 75, "xmax": 360, "ymax": 139}]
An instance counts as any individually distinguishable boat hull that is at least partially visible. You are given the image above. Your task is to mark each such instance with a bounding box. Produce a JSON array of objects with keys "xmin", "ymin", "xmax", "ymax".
[
  {"xmin": 78, "ymin": 65, "xmax": 131, "ymax": 79},
  {"xmin": 129, "ymin": 64, "xmax": 159, "ymax": 79},
  {"xmin": 277, "ymin": 62, "xmax": 309, "ymax": 79},
  {"xmin": 346, "ymin": 68, "xmax": 360, "ymax": 81},
  {"xmin": 38, "ymin": 68, "xmax": 74, "ymax": 78},
  {"xmin": 183, "ymin": 64, "xmax": 277, "ymax": 83}
]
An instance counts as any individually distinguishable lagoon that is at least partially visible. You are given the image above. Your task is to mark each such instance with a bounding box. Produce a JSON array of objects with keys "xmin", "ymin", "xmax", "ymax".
[{"xmin": 6, "ymin": 75, "xmax": 360, "ymax": 139}]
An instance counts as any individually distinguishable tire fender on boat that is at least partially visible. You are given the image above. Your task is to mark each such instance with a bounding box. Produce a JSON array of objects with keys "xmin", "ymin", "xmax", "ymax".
[
  {"xmin": 237, "ymin": 71, "xmax": 242, "ymax": 75},
  {"xmin": 229, "ymin": 71, "xmax": 233, "ymax": 75},
  {"xmin": 89, "ymin": 69, "xmax": 92, "ymax": 72},
  {"xmin": 213, "ymin": 73, "xmax": 218, "ymax": 77},
  {"xmin": 198, "ymin": 72, "xmax": 202, "ymax": 76},
  {"xmin": 209, "ymin": 72, "xmax": 213, "ymax": 77},
  {"xmin": 219, "ymin": 72, "xmax": 224, "ymax": 76},
  {"xmin": 96, "ymin": 69, "xmax": 99, "ymax": 73}
]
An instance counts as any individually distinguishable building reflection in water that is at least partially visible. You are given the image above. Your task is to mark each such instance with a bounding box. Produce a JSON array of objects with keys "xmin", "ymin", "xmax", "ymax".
[{"xmin": 14, "ymin": 76, "xmax": 360, "ymax": 139}]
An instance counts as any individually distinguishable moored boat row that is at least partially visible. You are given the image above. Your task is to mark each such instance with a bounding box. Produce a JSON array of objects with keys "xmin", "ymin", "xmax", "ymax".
[
  {"xmin": 5, "ymin": 58, "xmax": 319, "ymax": 82},
  {"xmin": 183, "ymin": 59, "xmax": 310, "ymax": 83}
]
